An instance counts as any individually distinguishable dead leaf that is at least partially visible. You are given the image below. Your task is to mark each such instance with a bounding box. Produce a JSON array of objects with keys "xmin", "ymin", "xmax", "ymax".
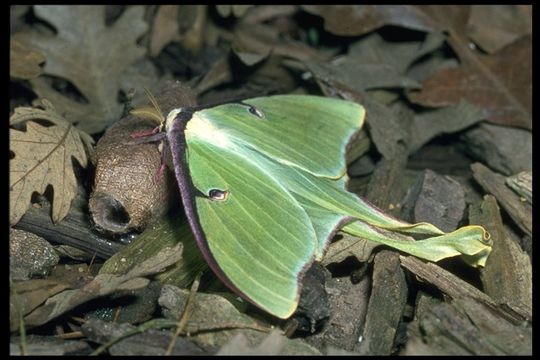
[
  {"xmin": 10, "ymin": 5, "xmax": 31, "ymax": 33},
  {"xmin": 177, "ymin": 5, "xmax": 208, "ymax": 54},
  {"xmin": 301, "ymin": 5, "xmax": 436, "ymax": 36},
  {"xmin": 233, "ymin": 21, "xmax": 325, "ymax": 64},
  {"xmin": 197, "ymin": 55, "xmax": 297, "ymax": 102},
  {"xmin": 81, "ymin": 319, "xmax": 206, "ymax": 355},
  {"xmin": 304, "ymin": 5, "xmax": 532, "ymax": 128},
  {"xmin": 416, "ymin": 5, "xmax": 470, "ymax": 34},
  {"xmin": 20, "ymin": 244, "xmax": 183, "ymax": 331},
  {"xmin": 10, "ymin": 264, "xmax": 94, "ymax": 331},
  {"xmin": 322, "ymin": 233, "xmax": 379, "ymax": 265},
  {"xmin": 361, "ymin": 94, "xmax": 407, "ymax": 160},
  {"xmin": 194, "ymin": 57, "xmax": 233, "ymax": 95},
  {"xmin": 214, "ymin": 326, "xmax": 320, "ymax": 355},
  {"xmin": 149, "ymin": 5, "xmax": 208, "ymax": 56},
  {"xmin": 346, "ymin": 31, "xmax": 447, "ymax": 76},
  {"xmin": 216, "ymin": 5, "xmax": 254, "ymax": 18},
  {"xmin": 305, "ymin": 32, "xmax": 446, "ymax": 95},
  {"xmin": 159, "ymin": 285, "xmax": 260, "ymax": 335},
  {"xmin": 10, "ymin": 37, "xmax": 45, "ymax": 80},
  {"xmin": 149, "ymin": 5, "xmax": 181, "ymax": 56},
  {"xmin": 466, "ymin": 5, "xmax": 532, "ymax": 54},
  {"xmin": 217, "ymin": 330, "xmax": 284, "ymax": 355},
  {"xmin": 118, "ymin": 59, "xmax": 175, "ymax": 107},
  {"xmin": 239, "ymin": 5, "xmax": 297, "ymax": 25},
  {"xmin": 303, "ymin": 5, "xmax": 532, "ymax": 128},
  {"xmin": 10, "ymin": 99, "xmax": 94, "ymax": 225},
  {"xmin": 408, "ymin": 36, "xmax": 531, "ymax": 129},
  {"xmin": 408, "ymin": 6, "xmax": 532, "ymax": 130},
  {"xmin": 232, "ymin": 44, "xmax": 270, "ymax": 67},
  {"xmin": 336, "ymin": 37, "xmax": 421, "ymax": 89},
  {"xmin": 408, "ymin": 56, "xmax": 459, "ymax": 84},
  {"xmin": 13, "ymin": 5, "xmax": 148, "ymax": 134},
  {"xmin": 11, "ymin": 279, "xmax": 71, "ymax": 328},
  {"xmin": 157, "ymin": 285, "xmax": 327, "ymax": 354},
  {"xmin": 408, "ymin": 100, "xmax": 485, "ymax": 153}
]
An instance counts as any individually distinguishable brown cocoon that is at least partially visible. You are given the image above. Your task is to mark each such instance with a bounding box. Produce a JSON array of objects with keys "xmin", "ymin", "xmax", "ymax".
[{"xmin": 89, "ymin": 82, "xmax": 197, "ymax": 234}]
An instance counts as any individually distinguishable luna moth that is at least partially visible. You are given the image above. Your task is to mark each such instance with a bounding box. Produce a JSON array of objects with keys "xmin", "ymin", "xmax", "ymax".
[{"xmin": 134, "ymin": 94, "xmax": 490, "ymax": 319}]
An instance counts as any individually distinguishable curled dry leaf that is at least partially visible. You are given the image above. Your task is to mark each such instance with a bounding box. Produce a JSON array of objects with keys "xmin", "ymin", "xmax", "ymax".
[{"xmin": 9, "ymin": 99, "xmax": 94, "ymax": 225}]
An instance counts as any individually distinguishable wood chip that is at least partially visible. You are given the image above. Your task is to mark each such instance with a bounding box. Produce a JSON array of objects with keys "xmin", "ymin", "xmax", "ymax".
[{"xmin": 471, "ymin": 162, "xmax": 532, "ymax": 236}]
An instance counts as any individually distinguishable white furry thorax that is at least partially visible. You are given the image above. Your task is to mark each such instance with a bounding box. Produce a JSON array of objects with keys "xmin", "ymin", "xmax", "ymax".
[
  {"xmin": 165, "ymin": 108, "xmax": 182, "ymax": 132},
  {"xmin": 165, "ymin": 108, "xmax": 234, "ymax": 149}
]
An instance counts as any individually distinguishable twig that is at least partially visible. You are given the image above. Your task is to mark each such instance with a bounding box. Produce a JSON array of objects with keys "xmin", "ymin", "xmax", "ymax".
[
  {"xmin": 56, "ymin": 330, "xmax": 84, "ymax": 339},
  {"xmin": 165, "ymin": 272, "xmax": 202, "ymax": 355}
]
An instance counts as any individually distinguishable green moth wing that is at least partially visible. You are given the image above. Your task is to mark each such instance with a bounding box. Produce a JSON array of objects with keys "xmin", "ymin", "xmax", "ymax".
[
  {"xmin": 185, "ymin": 138, "xmax": 317, "ymax": 319},
  {"xmin": 164, "ymin": 94, "xmax": 490, "ymax": 320},
  {"xmin": 242, "ymin": 146, "xmax": 443, "ymax": 258},
  {"xmin": 189, "ymin": 95, "xmax": 365, "ymax": 179},
  {"xmin": 165, "ymin": 95, "xmax": 365, "ymax": 319}
]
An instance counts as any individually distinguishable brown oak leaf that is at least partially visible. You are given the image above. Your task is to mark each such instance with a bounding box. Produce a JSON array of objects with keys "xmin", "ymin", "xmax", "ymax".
[
  {"xmin": 408, "ymin": 35, "xmax": 531, "ymax": 129},
  {"xmin": 10, "ymin": 99, "xmax": 94, "ymax": 225},
  {"xmin": 409, "ymin": 6, "xmax": 532, "ymax": 129},
  {"xmin": 13, "ymin": 5, "xmax": 148, "ymax": 134}
]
